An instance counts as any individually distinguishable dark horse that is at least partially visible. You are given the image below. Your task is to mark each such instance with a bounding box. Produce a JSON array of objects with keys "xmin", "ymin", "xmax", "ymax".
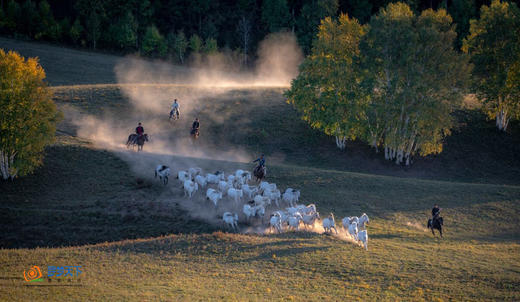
[
  {"xmin": 427, "ymin": 216, "xmax": 443, "ymax": 237},
  {"xmin": 190, "ymin": 128, "xmax": 199, "ymax": 139},
  {"xmin": 253, "ymin": 165, "xmax": 266, "ymax": 182},
  {"xmin": 126, "ymin": 134, "xmax": 149, "ymax": 151}
]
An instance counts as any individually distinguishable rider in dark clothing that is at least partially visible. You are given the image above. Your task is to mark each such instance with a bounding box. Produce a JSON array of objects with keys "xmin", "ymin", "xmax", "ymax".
[
  {"xmin": 192, "ymin": 118, "xmax": 200, "ymax": 130},
  {"xmin": 253, "ymin": 154, "xmax": 265, "ymax": 168},
  {"xmin": 253, "ymin": 154, "xmax": 266, "ymax": 175},
  {"xmin": 191, "ymin": 118, "xmax": 200, "ymax": 136},
  {"xmin": 136, "ymin": 123, "xmax": 144, "ymax": 136},
  {"xmin": 432, "ymin": 204, "xmax": 441, "ymax": 220}
]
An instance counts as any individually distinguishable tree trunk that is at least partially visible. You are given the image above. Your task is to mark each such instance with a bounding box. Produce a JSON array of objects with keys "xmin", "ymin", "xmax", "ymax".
[
  {"xmin": 496, "ymin": 108, "xmax": 509, "ymax": 131},
  {"xmin": 0, "ymin": 150, "xmax": 17, "ymax": 180},
  {"xmin": 335, "ymin": 136, "xmax": 346, "ymax": 150}
]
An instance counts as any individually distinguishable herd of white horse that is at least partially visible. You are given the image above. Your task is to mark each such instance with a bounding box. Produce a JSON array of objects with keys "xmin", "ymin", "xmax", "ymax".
[{"xmin": 155, "ymin": 164, "xmax": 369, "ymax": 250}]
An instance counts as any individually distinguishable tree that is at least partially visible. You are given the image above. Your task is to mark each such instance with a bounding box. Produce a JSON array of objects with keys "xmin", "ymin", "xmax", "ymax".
[
  {"xmin": 286, "ymin": 14, "xmax": 367, "ymax": 150},
  {"xmin": 58, "ymin": 18, "xmax": 71, "ymax": 43},
  {"xmin": 447, "ymin": 0, "xmax": 477, "ymax": 48},
  {"xmin": 262, "ymin": 0, "xmax": 290, "ymax": 33},
  {"xmin": 288, "ymin": 3, "xmax": 470, "ymax": 165},
  {"xmin": 189, "ymin": 34, "xmax": 203, "ymax": 54},
  {"xmin": 463, "ymin": 0, "xmax": 520, "ymax": 131},
  {"xmin": 237, "ymin": 15, "xmax": 252, "ymax": 65},
  {"xmin": 108, "ymin": 11, "xmax": 137, "ymax": 51},
  {"xmin": 4, "ymin": 0, "xmax": 21, "ymax": 33},
  {"xmin": 141, "ymin": 25, "xmax": 167, "ymax": 57},
  {"xmin": 132, "ymin": 0, "xmax": 153, "ymax": 49},
  {"xmin": 75, "ymin": 0, "xmax": 105, "ymax": 49},
  {"xmin": 363, "ymin": 3, "xmax": 471, "ymax": 164},
  {"xmin": 203, "ymin": 37, "xmax": 218, "ymax": 54},
  {"xmin": 35, "ymin": 0, "xmax": 59, "ymax": 41},
  {"xmin": 168, "ymin": 30, "xmax": 188, "ymax": 63},
  {"xmin": 20, "ymin": 0, "xmax": 39, "ymax": 37},
  {"xmin": 0, "ymin": 6, "xmax": 6, "ymax": 32},
  {"xmin": 296, "ymin": 0, "xmax": 339, "ymax": 54},
  {"xmin": 69, "ymin": 18, "xmax": 83, "ymax": 46},
  {"xmin": 0, "ymin": 50, "xmax": 61, "ymax": 180}
]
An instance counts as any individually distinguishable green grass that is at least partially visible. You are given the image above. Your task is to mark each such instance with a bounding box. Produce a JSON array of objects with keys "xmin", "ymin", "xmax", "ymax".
[{"xmin": 1, "ymin": 39, "xmax": 520, "ymax": 301}]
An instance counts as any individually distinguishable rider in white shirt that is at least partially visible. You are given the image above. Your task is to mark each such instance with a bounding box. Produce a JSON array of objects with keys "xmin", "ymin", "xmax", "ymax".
[{"xmin": 170, "ymin": 99, "xmax": 180, "ymax": 119}]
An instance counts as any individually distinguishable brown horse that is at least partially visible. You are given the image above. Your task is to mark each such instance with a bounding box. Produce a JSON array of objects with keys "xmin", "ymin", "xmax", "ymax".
[
  {"xmin": 253, "ymin": 166, "xmax": 266, "ymax": 182},
  {"xmin": 190, "ymin": 128, "xmax": 199, "ymax": 139},
  {"xmin": 126, "ymin": 134, "xmax": 149, "ymax": 151}
]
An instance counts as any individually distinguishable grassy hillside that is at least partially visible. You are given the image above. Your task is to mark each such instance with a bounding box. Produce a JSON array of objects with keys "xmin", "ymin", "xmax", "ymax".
[
  {"xmin": 1, "ymin": 39, "xmax": 519, "ymax": 301},
  {"xmin": 1, "ymin": 133, "xmax": 519, "ymax": 300}
]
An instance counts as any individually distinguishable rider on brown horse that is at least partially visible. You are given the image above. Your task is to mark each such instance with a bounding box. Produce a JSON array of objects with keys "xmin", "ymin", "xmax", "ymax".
[
  {"xmin": 191, "ymin": 118, "xmax": 200, "ymax": 137},
  {"xmin": 135, "ymin": 122, "xmax": 144, "ymax": 142},
  {"xmin": 253, "ymin": 154, "xmax": 266, "ymax": 176}
]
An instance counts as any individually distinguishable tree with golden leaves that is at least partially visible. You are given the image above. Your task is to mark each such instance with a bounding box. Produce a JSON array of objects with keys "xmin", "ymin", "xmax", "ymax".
[{"xmin": 0, "ymin": 50, "xmax": 62, "ymax": 180}]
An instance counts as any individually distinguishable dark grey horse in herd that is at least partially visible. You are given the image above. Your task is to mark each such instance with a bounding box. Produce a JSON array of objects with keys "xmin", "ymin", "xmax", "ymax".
[
  {"xmin": 126, "ymin": 134, "xmax": 149, "ymax": 151},
  {"xmin": 427, "ymin": 216, "xmax": 443, "ymax": 238}
]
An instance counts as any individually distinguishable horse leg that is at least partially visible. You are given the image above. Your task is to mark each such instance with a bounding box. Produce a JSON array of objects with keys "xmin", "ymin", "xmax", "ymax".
[
  {"xmin": 431, "ymin": 228, "xmax": 435, "ymax": 236},
  {"xmin": 439, "ymin": 226, "xmax": 443, "ymax": 238}
]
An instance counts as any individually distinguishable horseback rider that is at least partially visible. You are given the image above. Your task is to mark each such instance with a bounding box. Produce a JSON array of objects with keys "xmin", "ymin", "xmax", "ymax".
[
  {"xmin": 170, "ymin": 99, "xmax": 180, "ymax": 119},
  {"xmin": 252, "ymin": 154, "xmax": 266, "ymax": 175},
  {"xmin": 136, "ymin": 122, "xmax": 144, "ymax": 136},
  {"xmin": 192, "ymin": 118, "xmax": 200, "ymax": 132},
  {"xmin": 432, "ymin": 204, "xmax": 441, "ymax": 221}
]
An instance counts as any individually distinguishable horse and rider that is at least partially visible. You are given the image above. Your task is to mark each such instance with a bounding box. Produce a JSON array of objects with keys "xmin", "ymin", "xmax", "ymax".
[
  {"xmin": 428, "ymin": 204, "xmax": 444, "ymax": 237},
  {"xmin": 126, "ymin": 122, "xmax": 149, "ymax": 151},
  {"xmin": 191, "ymin": 117, "xmax": 200, "ymax": 139},
  {"xmin": 252, "ymin": 154, "xmax": 266, "ymax": 181},
  {"xmin": 170, "ymin": 99, "xmax": 180, "ymax": 120}
]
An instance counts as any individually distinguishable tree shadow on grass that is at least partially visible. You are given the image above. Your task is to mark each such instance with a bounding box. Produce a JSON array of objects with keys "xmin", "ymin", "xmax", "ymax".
[{"xmin": 0, "ymin": 142, "xmax": 217, "ymax": 249}]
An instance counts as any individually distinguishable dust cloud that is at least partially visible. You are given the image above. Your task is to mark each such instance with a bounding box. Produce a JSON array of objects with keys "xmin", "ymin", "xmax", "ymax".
[{"xmin": 67, "ymin": 32, "xmax": 306, "ymax": 231}]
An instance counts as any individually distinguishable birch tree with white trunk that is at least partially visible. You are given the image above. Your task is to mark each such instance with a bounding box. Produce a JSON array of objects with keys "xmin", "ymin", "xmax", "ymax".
[
  {"xmin": 286, "ymin": 14, "xmax": 368, "ymax": 151},
  {"xmin": 363, "ymin": 3, "xmax": 471, "ymax": 165},
  {"xmin": 0, "ymin": 50, "xmax": 61, "ymax": 180},
  {"xmin": 463, "ymin": 0, "xmax": 520, "ymax": 132}
]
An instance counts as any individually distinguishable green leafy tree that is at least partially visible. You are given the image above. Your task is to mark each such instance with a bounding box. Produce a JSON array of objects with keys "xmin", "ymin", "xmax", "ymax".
[
  {"xmin": 20, "ymin": 0, "xmax": 39, "ymax": 37},
  {"xmin": 364, "ymin": 3, "xmax": 471, "ymax": 164},
  {"xmin": 132, "ymin": 0, "xmax": 154, "ymax": 49},
  {"xmin": 57, "ymin": 18, "xmax": 71, "ymax": 43},
  {"xmin": 141, "ymin": 25, "xmax": 167, "ymax": 57},
  {"xmin": 463, "ymin": 0, "xmax": 520, "ymax": 131},
  {"xmin": 286, "ymin": 14, "xmax": 367, "ymax": 150},
  {"xmin": 0, "ymin": 6, "xmax": 6, "ymax": 31},
  {"xmin": 189, "ymin": 34, "xmax": 203, "ymax": 54},
  {"xmin": 108, "ymin": 11, "xmax": 137, "ymax": 50},
  {"xmin": 447, "ymin": 0, "xmax": 476, "ymax": 48},
  {"xmin": 167, "ymin": 30, "xmax": 188, "ymax": 63},
  {"xmin": 69, "ymin": 18, "xmax": 83, "ymax": 46},
  {"xmin": 0, "ymin": 50, "xmax": 62, "ymax": 180},
  {"xmin": 4, "ymin": 0, "xmax": 21, "ymax": 33},
  {"xmin": 344, "ymin": 0, "xmax": 373, "ymax": 23},
  {"xmin": 203, "ymin": 37, "xmax": 218, "ymax": 54},
  {"xmin": 288, "ymin": 3, "xmax": 470, "ymax": 165},
  {"xmin": 36, "ymin": 0, "xmax": 59, "ymax": 41},
  {"xmin": 262, "ymin": 0, "xmax": 290, "ymax": 33},
  {"xmin": 75, "ymin": 0, "xmax": 105, "ymax": 49},
  {"xmin": 296, "ymin": 0, "xmax": 339, "ymax": 54}
]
